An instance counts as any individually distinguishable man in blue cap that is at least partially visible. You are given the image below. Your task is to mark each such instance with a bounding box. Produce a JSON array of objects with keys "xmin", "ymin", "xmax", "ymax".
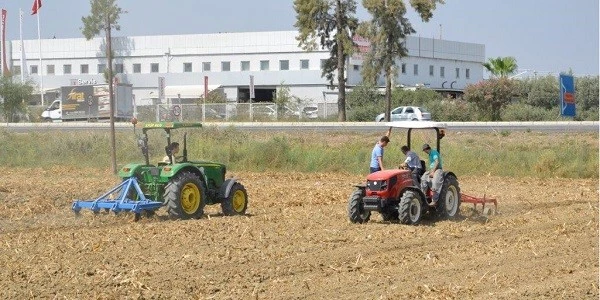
[{"xmin": 421, "ymin": 143, "xmax": 443, "ymax": 206}]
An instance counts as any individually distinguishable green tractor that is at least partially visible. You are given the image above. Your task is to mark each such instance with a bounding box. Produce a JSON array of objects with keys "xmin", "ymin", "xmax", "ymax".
[{"xmin": 73, "ymin": 122, "xmax": 248, "ymax": 220}]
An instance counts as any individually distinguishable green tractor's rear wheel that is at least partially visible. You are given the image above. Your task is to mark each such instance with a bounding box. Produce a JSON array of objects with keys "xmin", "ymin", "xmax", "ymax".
[
  {"xmin": 221, "ymin": 183, "xmax": 248, "ymax": 216},
  {"xmin": 164, "ymin": 172, "xmax": 206, "ymax": 219}
]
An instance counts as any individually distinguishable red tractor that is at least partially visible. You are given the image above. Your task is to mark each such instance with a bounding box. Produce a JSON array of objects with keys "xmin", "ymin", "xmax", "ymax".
[{"xmin": 348, "ymin": 122, "xmax": 461, "ymax": 225}]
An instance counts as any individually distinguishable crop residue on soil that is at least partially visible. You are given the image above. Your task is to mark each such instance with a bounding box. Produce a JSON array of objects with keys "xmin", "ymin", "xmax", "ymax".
[{"xmin": 0, "ymin": 167, "xmax": 598, "ymax": 299}]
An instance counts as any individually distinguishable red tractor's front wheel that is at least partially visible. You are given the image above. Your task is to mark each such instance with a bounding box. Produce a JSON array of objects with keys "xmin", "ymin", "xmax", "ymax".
[
  {"xmin": 398, "ymin": 190, "xmax": 424, "ymax": 225},
  {"xmin": 348, "ymin": 188, "xmax": 370, "ymax": 224}
]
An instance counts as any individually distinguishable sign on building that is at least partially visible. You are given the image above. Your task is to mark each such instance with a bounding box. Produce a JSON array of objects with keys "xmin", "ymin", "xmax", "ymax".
[{"xmin": 559, "ymin": 74, "xmax": 575, "ymax": 117}]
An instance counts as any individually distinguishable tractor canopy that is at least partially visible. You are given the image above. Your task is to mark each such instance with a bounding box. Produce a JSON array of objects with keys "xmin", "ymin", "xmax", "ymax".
[{"xmin": 386, "ymin": 121, "xmax": 447, "ymax": 152}]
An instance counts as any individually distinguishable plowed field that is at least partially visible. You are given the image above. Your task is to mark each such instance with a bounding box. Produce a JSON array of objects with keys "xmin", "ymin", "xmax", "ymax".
[{"xmin": 0, "ymin": 167, "xmax": 598, "ymax": 299}]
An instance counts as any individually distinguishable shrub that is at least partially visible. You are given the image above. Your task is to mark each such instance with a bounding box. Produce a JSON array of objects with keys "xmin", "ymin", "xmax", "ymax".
[{"xmin": 501, "ymin": 103, "xmax": 556, "ymax": 121}]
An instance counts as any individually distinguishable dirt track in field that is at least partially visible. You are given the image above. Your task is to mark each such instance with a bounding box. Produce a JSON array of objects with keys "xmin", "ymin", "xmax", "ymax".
[{"xmin": 0, "ymin": 167, "xmax": 598, "ymax": 299}]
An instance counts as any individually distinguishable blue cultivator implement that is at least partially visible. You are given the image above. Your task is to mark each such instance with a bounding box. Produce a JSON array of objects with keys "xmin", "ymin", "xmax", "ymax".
[{"xmin": 72, "ymin": 177, "xmax": 163, "ymax": 221}]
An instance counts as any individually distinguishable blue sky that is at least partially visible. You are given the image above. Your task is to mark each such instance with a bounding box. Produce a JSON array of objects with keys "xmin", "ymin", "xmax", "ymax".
[{"xmin": 4, "ymin": 0, "xmax": 599, "ymax": 76}]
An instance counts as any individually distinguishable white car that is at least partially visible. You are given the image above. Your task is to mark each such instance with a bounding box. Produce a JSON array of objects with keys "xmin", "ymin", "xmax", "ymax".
[
  {"xmin": 375, "ymin": 106, "xmax": 431, "ymax": 122},
  {"xmin": 303, "ymin": 106, "xmax": 319, "ymax": 119}
]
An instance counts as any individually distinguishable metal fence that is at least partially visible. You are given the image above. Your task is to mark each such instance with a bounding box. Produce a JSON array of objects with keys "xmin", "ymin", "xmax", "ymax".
[{"xmin": 135, "ymin": 103, "xmax": 339, "ymax": 122}]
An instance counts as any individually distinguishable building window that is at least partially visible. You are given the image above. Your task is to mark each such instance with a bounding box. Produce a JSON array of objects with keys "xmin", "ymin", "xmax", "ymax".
[
  {"xmin": 401, "ymin": 63, "xmax": 406, "ymax": 74},
  {"xmin": 62, "ymin": 64, "xmax": 71, "ymax": 75},
  {"xmin": 413, "ymin": 64, "xmax": 418, "ymax": 76},
  {"xmin": 183, "ymin": 63, "xmax": 192, "ymax": 72},
  {"xmin": 98, "ymin": 64, "xmax": 106, "ymax": 74},
  {"xmin": 260, "ymin": 60, "xmax": 269, "ymax": 71},
  {"xmin": 279, "ymin": 60, "xmax": 289, "ymax": 71},
  {"xmin": 115, "ymin": 63, "xmax": 124, "ymax": 74},
  {"xmin": 81, "ymin": 64, "xmax": 89, "ymax": 74},
  {"xmin": 221, "ymin": 61, "xmax": 231, "ymax": 72},
  {"xmin": 353, "ymin": 65, "xmax": 359, "ymax": 71},
  {"xmin": 429, "ymin": 65, "xmax": 434, "ymax": 76},
  {"xmin": 241, "ymin": 61, "xmax": 250, "ymax": 71},
  {"xmin": 133, "ymin": 63, "xmax": 141, "ymax": 73},
  {"xmin": 202, "ymin": 62, "xmax": 211, "ymax": 72},
  {"xmin": 12, "ymin": 66, "xmax": 21, "ymax": 75},
  {"xmin": 300, "ymin": 59, "xmax": 309, "ymax": 70},
  {"xmin": 47, "ymin": 65, "xmax": 55, "ymax": 74},
  {"xmin": 31, "ymin": 65, "xmax": 38, "ymax": 74},
  {"xmin": 151, "ymin": 63, "xmax": 159, "ymax": 73},
  {"xmin": 440, "ymin": 66, "xmax": 445, "ymax": 78},
  {"xmin": 455, "ymin": 67, "xmax": 460, "ymax": 79},
  {"xmin": 466, "ymin": 68, "xmax": 470, "ymax": 79}
]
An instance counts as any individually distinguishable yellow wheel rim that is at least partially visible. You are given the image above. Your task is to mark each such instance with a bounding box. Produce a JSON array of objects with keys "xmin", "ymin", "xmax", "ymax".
[
  {"xmin": 232, "ymin": 190, "xmax": 246, "ymax": 213},
  {"xmin": 180, "ymin": 183, "xmax": 201, "ymax": 214}
]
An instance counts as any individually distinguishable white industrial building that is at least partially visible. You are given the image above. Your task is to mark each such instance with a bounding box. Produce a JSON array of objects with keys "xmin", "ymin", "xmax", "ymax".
[{"xmin": 8, "ymin": 30, "xmax": 485, "ymax": 113}]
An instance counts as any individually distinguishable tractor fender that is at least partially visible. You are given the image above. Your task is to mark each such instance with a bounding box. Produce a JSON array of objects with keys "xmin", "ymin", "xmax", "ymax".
[
  {"xmin": 443, "ymin": 171, "xmax": 458, "ymax": 180},
  {"xmin": 218, "ymin": 178, "xmax": 238, "ymax": 199},
  {"xmin": 353, "ymin": 184, "xmax": 366, "ymax": 190}
]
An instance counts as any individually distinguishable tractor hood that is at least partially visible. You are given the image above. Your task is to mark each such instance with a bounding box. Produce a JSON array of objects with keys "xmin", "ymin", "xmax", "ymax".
[{"xmin": 367, "ymin": 169, "xmax": 408, "ymax": 181}]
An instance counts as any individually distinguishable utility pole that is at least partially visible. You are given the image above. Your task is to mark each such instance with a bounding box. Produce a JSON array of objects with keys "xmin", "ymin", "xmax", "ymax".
[{"xmin": 106, "ymin": 14, "xmax": 117, "ymax": 174}]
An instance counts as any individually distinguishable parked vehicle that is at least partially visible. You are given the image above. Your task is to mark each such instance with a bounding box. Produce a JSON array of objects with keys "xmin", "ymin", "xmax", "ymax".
[
  {"xmin": 303, "ymin": 106, "xmax": 319, "ymax": 119},
  {"xmin": 42, "ymin": 84, "xmax": 134, "ymax": 122},
  {"xmin": 375, "ymin": 106, "xmax": 431, "ymax": 122}
]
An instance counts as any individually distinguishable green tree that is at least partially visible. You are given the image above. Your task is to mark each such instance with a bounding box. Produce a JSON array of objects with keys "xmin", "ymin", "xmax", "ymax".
[
  {"xmin": 81, "ymin": 0, "xmax": 124, "ymax": 174},
  {"xmin": 198, "ymin": 89, "xmax": 228, "ymax": 104},
  {"xmin": 464, "ymin": 77, "xmax": 515, "ymax": 121},
  {"xmin": 359, "ymin": 0, "xmax": 443, "ymax": 121},
  {"xmin": 483, "ymin": 56, "xmax": 518, "ymax": 78},
  {"xmin": 575, "ymin": 76, "xmax": 599, "ymax": 111},
  {"xmin": 0, "ymin": 77, "xmax": 34, "ymax": 122},
  {"xmin": 294, "ymin": 0, "xmax": 358, "ymax": 121},
  {"xmin": 525, "ymin": 75, "xmax": 559, "ymax": 109}
]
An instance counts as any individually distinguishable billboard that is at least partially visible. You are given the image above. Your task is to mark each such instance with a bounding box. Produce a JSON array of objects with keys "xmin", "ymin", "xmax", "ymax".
[
  {"xmin": 61, "ymin": 85, "xmax": 96, "ymax": 119},
  {"xmin": 559, "ymin": 74, "xmax": 575, "ymax": 117}
]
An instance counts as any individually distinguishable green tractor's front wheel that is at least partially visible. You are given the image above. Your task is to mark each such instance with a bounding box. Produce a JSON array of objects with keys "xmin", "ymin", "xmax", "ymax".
[
  {"xmin": 221, "ymin": 183, "xmax": 248, "ymax": 216},
  {"xmin": 164, "ymin": 172, "xmax": 206, "ymax": 219}
]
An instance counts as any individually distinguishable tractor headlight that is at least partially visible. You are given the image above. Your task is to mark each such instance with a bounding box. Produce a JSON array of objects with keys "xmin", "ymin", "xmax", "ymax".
[{"xmin": 367, "ymin": 180, "xmax": 387, "ymax": 191}]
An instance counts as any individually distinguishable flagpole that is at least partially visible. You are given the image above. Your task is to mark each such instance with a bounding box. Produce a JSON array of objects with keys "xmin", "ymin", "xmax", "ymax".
[
  {"xmin": 19, "ymin": 9, "xmax": 24, "ymax": 83},
  {"xmin": 36, "ymin": 2, "xmax": 43, "ymax": 106}
]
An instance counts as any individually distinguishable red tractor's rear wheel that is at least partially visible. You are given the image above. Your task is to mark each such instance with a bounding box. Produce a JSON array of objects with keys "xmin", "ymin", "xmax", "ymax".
[
  {"xmin": 347, "ymin": 188, "xmax": 370, "ymax": 224},
  {"xmin": 437, "ymin": 174, "xmax": 461, "ymax": 219}
]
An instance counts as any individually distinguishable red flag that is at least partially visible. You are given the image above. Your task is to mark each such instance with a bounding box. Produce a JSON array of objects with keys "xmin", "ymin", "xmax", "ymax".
[{"xmin": 31, "ymin": 0, "xmax": 42, "ymax": 15}]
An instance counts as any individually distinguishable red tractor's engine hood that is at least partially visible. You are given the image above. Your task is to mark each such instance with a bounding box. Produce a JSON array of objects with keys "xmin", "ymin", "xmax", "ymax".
[
  {"xmin": 366, "ymin": 169, "xmax": 406, "ymax": 181},
  {"xmin": 365, "ymin": 169, "xmax": 413, "ymax": 199}
]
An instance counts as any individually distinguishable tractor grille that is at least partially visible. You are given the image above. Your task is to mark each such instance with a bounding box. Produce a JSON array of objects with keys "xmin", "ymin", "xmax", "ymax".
[
  {"xmin": 363, "ymin": 196, "xmax": 382, "ymax": 211},
  {"xmin": 367, "ymin": 180, "xmax": 388, "ymax": 192}
]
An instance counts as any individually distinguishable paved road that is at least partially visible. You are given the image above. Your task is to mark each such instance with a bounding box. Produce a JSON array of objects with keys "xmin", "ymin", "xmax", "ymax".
[{"xmin": 0, "ymin": 121, "xmax": 598, "ymax": 133}]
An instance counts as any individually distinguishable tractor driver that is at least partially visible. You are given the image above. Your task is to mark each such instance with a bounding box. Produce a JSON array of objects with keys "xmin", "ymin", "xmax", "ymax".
[
  {"xmin": 163, "ymin": 142, "xmax": 180, "ymax": 164},
  {"xmin": 421, "ymin": 143, "xmax": 444, "ymax": 207},
  {"xmin": 399, "ymin": 145, "xmax": 422, "ymax": 186}
]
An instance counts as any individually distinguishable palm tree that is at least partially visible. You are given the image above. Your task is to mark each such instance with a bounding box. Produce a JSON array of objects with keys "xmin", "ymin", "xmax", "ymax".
[{"xmin": 483, "ymin": 56, "xmax": 518, "ymax": 78}]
